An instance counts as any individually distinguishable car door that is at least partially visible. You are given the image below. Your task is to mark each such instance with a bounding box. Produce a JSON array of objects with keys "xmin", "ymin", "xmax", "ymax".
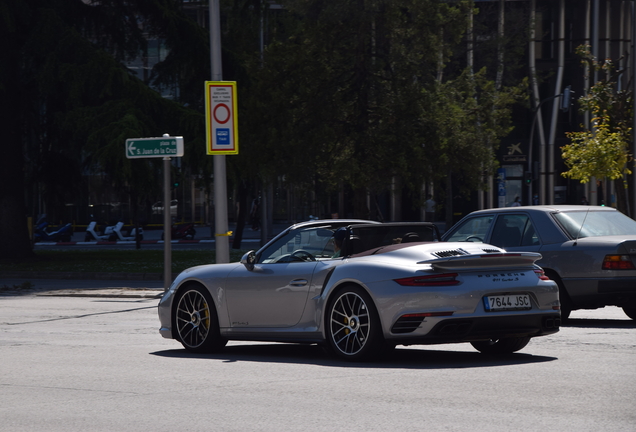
[
  {"xmin": 443, "ymin": 214, "xmax": 495, "ymax": 243},
  {"xmin": 224, "ymin": 261, "xmax": 318, "ymax": 328},
  {"xmin": 224, "ymin": 225, "xmax": 333, "ymax": 328},
  {"xmin": 487, "ymin": 213, "xmax": 542, "ymax": 253}
]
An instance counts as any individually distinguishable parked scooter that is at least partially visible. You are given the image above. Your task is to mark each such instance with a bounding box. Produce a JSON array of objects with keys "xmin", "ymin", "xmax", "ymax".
[
  {"xmin": 34, "ymin": 216, "xmax": 73, "ymax": 242},
  {"xmin": 85, "ymin": 221, "xmax": 143, "ymax": 241},
  {"xmin": 113, "ymin": 222, "xmax": 144, "ymax": 241},
  {"xmin": 84, "ymin": 221, "xmax": 117, "ymax": 241},
  {"xmin": 162, "ymin": 222, "xmax": 196, "ymax": 240}
]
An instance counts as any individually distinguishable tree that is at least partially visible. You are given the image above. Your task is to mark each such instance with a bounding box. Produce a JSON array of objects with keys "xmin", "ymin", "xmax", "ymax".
[
  {"xmin": 0, "ymin": 0, "xmax": 210, "ymax": 259},
  {"xmin": 242, "ymin": 0, "xmax": 478, "ymax": 218},
  {"xmin": 561, "ymin": 45, "xmax": 633, "ymax": 214},
  {"xmin": 431, "ymin": 68, "xmax": 526, "ymax": 192}
]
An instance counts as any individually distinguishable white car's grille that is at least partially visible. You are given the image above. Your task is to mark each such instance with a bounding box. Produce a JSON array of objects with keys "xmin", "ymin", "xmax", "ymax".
[{"xmin": 433, "ymin": 249, "xmax": 469, "ymax": 258}]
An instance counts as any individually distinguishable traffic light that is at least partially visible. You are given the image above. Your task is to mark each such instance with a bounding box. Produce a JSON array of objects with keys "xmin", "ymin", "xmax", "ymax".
[
  {"xmin": 561, "ymin": 85, "xmax": 572, "ymax": 112},
  {"xmin": 524, "ymin": 171, "xmax": 533, "ymax": 184},
  {"xmin": 173, "ymin": 181, "xmax": 180, "ymax": 188}
]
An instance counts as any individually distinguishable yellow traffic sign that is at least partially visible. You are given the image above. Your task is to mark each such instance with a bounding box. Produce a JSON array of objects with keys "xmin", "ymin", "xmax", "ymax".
[{"xmin": 205, "ymin": 81, "xmax": 239, "ymax": 155}]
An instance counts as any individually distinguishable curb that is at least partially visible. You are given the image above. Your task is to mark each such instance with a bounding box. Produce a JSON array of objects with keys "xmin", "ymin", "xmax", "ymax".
[
  {"xmin": 32, "ymin": 238, "xmax": 261, "ymax": 246},
  {"xmin": 36, "ymin": 288, "xmax": 164, "ymax": 299}
]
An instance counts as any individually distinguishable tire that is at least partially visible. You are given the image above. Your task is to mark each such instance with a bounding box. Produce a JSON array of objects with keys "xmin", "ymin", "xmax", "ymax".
[
  {"xmin": 470, "ymin": 336, "xmax": 531, "ymax": 355},
  {"xmin": 174, "ymin": 285, "xmax": 227, "ymax": 353},
  {"xmin": 544, "ymin": 270, "xmax": 572, "ymax": 321},
  {"xmin": 325, "ymin": 285, "xmax": 383, "ymax": 361},
  {"xmin": 622, "ymin": 306, "xmax": 636, "ymax": 320}
]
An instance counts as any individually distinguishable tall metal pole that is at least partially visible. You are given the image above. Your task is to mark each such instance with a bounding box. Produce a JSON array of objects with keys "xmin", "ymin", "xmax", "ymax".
[
  {"xmin": 632, "ymin": 0, "xmax": 636, "ymax": 216},
  {"xmin": 528, "ymin": 0, "xmax": 546, "ymax": 205},
  {"xmin": 163, "ymin": 147, "xmax": 172, "ymax": 290},
  {"xmin": 547, "ymin": 0, "xmax": 565, "ymax": 205},
  {"xmin": 210, "ymin": 0, "xmax": 230, "ymax": 263}
]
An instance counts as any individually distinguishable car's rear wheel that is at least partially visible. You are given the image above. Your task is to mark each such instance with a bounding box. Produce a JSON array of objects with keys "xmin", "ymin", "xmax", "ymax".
[
  {"xmin": 544, "ymin": 270, "xmax": 572, "ymax": 320},
  {"xmin": 326, "ymin": 285, "xmax": 382, "ymax": 361},
  {"xmin": 470, "ymin": 336, "xmax": 531, "ymax": 355},
  {"xmin": 622, "ymin": 306, "xmax": 636, "ymax": 320},
  {"xmin": 174, "ymin": 285, "xmax": 227, "ymax": 353}
]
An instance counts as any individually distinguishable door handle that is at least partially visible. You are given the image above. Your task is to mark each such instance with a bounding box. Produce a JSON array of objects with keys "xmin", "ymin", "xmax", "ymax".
[{"xmin": 290, "ymin": 279, "xmax": 308, "ymax": 287}]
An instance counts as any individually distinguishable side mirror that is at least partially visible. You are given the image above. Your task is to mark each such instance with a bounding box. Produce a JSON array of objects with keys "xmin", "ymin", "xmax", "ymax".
[{"xmin": 240, "ymin": 250, "xmax": 256, "ymax": 271}]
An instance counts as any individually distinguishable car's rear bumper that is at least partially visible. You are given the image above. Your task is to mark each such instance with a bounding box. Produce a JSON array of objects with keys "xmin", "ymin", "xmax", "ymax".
[
  {"xmin": 563, "ymin": 276, "xmax": 636, "ymax": 308},
  {"xmin": 387, "ymin": 312, "xmax": 561, "ymax": 345}
]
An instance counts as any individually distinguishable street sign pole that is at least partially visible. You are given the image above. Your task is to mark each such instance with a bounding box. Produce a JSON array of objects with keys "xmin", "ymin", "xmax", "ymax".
[
  {"xmin": 163, "ymin": 152, "xmax": 172, "ymax": 291},
  {"xmin": 126, "ymin": 133, "xmax": 180, "ymax": 291},
  {"xmin": 210, "ymin": 0, "xmax": 230, "ymax": 264}
]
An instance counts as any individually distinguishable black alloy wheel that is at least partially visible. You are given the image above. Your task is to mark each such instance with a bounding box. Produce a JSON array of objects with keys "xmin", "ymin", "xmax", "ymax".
[
  {"xmin": 174, "ymin": 285, "xmax": 227, "ymax": 353},
  {"xmin": 326, "ymin": 285, "xmax": 382, "ymax": 361}
]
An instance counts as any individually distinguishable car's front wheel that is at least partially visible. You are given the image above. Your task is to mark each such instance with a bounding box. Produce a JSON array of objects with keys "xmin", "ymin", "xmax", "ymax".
[
  {"xmin": 174, "ymin": 285, "xmax": 227, "ymax": 353},
  {"xmin": 325, "ymin": 285, "xmax": 383, "ymax": 361},
  {"xmin": 470, "ymin": 336, "xmax": 531, "ymax": 355}
]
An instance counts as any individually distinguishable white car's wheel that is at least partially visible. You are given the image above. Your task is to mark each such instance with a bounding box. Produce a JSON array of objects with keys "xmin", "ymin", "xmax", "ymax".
[
  {"xmin": 471, "ymin": 336, "xmax": 531, "ymax": 355},
  {"xmin": 326, "ymin": 285, "xmax": 382, "ymax": 361},
  {"xmin": 174, "ymin": 285, "xmax": 226, "ymax": 353}
]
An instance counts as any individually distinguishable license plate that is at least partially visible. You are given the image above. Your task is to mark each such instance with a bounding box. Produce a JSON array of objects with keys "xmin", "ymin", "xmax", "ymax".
[{"xmin": 483, "ymin": 294, "xmax": 531, "ymax": 311}]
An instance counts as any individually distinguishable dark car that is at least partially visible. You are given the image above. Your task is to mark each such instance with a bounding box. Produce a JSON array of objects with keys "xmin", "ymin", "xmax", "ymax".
[{"xmin": 442, "ymin": 205, "xmax": 636, "ymax": 320}]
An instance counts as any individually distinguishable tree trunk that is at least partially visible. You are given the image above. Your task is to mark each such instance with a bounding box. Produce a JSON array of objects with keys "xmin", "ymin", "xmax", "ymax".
[
  {"xmin": 0, "ymin": 34, "xmax": 33, "ymax": 260},
  {"xmin": 614, "ymin": 177, "xmax": 629, "ymax": 216},
  {"xmin": 232, "ymin": 181, "xmax": 248, "ymax": 249},
  {"xmin": 445, "ymin": 171, "xmax": 454, "ymax": 231},
  {"xmin": 0, "ymin": 140, "xmax": 33, "ymax": 259}
]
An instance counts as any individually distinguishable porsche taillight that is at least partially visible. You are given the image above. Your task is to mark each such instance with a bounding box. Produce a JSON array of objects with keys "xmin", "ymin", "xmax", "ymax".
[
  {"xmin": 394, "ymin": 273, "xmax": 460, "ymax": 286},
  {"xmin": 534, "ymin": 269, "xmax": 550, "ymax": 280},
  {"xmin": 602, "ymin": 255, "xmax": 636, "ymax": 270}
]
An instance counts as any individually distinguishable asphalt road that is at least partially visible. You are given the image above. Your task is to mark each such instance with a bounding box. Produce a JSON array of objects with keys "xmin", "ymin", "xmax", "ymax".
[{"xmin": 1, "ymin": 285, "xmax": 634, "ymax": 432}]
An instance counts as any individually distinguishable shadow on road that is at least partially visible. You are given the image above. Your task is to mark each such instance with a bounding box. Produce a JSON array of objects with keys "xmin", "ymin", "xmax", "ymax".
[
  {"xmin": 150, "ymin": 343, "xmax": 557, "ymax": 369},
  {"xmin": 563, "ymin": 318, "xmax": 636, "ymax": 329}
]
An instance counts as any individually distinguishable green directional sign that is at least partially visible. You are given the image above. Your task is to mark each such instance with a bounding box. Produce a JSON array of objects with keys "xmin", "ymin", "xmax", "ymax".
[{"xmin": 125, "ymin": 136, "xmax": 184, "ymax": 159}]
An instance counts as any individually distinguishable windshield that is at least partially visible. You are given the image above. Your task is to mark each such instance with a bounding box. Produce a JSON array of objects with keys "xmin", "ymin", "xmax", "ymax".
[
  {"xmin": 258, "ymin": 226, "xmax": 337, "ymax": 263},
  {"xmin": 553, "ymin": 210, "xmax": 636, "ymax": 239}
]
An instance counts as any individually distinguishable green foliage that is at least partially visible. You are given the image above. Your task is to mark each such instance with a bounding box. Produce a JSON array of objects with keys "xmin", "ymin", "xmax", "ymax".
[
  {"xmin": 561, "ymin": 45, "xmax": 633, "ymax": 184},
  {"xmin": 563, "ymin": 117, "xmax": 631, "ymax": 183},
  {"xmin": 242, "ymin": 0, "xmax": 479, "ymax": 196},
  {"xmin": 0, "ymin": 0, "xmax": 211, "ymax": 259},
  {"xmin": 0, "ymin": 249, "xmax": 248, "ymax": 274},
  {"xmin": 429, "ymin": 69, "xmax": 527, "ymax": 192},
  {"xmin": 1, "ymin": 0, "xmax": 532, "ymax": 257}
]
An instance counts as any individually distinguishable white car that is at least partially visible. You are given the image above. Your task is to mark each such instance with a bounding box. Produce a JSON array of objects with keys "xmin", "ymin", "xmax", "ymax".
[{"xmin": 158, "ymin": 220, "xmax": 560, "ymax": 361}]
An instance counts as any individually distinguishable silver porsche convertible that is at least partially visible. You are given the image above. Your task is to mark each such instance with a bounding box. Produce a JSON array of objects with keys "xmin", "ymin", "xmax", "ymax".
[{"xmin": 158, "ymin": 220, "xmax": 560, "ymax": 361}]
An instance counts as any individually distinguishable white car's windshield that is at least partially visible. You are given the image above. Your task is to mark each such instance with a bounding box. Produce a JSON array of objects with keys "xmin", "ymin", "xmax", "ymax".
[
  {"xmin": 553, "ymin": 210, "xmax": 636, "ymax": 239},
  {"xmin": 259, "ymin": 227, "xmax": 336, "ymax": 263}
]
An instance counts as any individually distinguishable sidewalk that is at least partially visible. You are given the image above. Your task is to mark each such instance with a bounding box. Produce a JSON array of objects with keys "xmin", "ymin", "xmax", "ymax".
[{"xmin": 34, "ymin": 222, "xmax": 289, "ymax": 246}]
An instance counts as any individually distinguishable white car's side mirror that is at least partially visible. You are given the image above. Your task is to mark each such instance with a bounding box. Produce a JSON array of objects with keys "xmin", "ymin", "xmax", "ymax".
[{"xmin": 241, "ymin": 250, "xmax": 256, "ymax": 271}]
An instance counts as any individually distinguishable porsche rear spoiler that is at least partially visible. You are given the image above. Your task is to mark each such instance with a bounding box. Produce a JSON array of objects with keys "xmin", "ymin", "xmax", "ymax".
[{"xmin": 418, "ymin": 252, "xmax": 542, "ymax": 271}]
